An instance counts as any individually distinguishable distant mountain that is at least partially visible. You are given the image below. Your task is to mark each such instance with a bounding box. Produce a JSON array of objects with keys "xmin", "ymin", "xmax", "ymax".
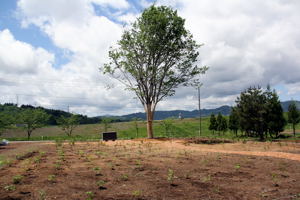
[
  {"xmin": 119, "ymin": 105, "xmax": 232, "ymax": 120},
  {"xmin": 280, "ymin": 100, "xmax": 300, "ymax": 112},
  {"xmin": 1, "ymin": 100, "xmax": 298, "ymax": 124},
  {"xmin": 117, "ymin": 100, "xmax": 300, "ymax": 121}
]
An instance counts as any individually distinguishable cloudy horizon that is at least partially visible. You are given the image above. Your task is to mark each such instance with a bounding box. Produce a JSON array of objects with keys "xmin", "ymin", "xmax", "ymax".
[{"xmin": 0, "ymin": 0, "xmax": 300, "ymax": 116}]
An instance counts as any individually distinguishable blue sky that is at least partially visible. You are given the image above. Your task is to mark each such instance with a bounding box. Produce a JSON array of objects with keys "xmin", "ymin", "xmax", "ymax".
[
  {"xmin": 0, "ymin": 0, "xmax": 71, "ymax": 68},
  {"xmin": 0, "ymin": 0, "xmax": 299, "ymax": 116}
]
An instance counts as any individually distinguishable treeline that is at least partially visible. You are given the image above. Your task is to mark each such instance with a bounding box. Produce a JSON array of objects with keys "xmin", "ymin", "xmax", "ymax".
[
  {"xmin": 0, "ymin": 103, "xmax": 123, "ymax": 125},
  {"xmin": 209, "ymin": 86, "xmax": 300, "ymax": 140},
  {"xmin": 0, "ymin": 103, "xmax": 125, "ymax": 139}
]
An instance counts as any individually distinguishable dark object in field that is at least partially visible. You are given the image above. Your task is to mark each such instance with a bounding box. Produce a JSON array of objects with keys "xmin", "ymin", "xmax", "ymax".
[
  {"xmin": 0, "ymin": 139, "xmax": 9, "ymax": 146},
  {"xmin": 98, "ymin": 186, "xmax": 107, "ymax": 190},
  {"xmin": 102, "ymin": 132, "xmax": 117, "ymax": 141},
  {"xmin": 185, "ymin": 138, "xmax": 233, "ymax": 145}
]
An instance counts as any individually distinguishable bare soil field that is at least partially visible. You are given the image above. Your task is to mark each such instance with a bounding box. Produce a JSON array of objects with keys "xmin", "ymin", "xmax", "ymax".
[{"xmin": 0, "ymin": 139, "xmax": 300, "ymax": 200}]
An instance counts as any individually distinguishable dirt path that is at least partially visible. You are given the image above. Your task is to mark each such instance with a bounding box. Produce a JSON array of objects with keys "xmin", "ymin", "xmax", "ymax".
[
  {"xmin": 4, "ymin": 140, "xmax": 300, "ymax": 162},
  {"xmin": 190, "ymin": 148, "xmax": 300, "ymax": 161},
  {"xmin": 160, "ymin": 140, "xmax": 300, "ymax": 162}
]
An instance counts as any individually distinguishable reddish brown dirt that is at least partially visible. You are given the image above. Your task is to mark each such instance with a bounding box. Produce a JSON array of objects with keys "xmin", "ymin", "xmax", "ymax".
[{"xmin": 0, "ymin": 140, "xmax": 300, "ymax": 200}]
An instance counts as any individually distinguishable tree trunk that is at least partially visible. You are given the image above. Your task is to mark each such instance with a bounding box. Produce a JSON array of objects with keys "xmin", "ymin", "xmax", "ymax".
[
  {"xmin": 27, "ymin": 130, "xmax": 31, "ymax": 140},
  {"xmin": 293, "ymin": 124, "xmax": 296, "ymax": 137},
  {"xmin": 146, "ymin": 104, "xmax": 154, "ymax": 139}
]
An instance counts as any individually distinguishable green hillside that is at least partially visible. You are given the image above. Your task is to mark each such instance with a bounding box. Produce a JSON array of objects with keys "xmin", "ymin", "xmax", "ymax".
[{"xmin": 2, "ymin": 117, "xmax": 299, "ymax": 141}]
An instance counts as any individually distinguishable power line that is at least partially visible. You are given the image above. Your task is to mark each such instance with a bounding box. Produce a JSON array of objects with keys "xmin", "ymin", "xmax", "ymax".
[{"xmin": 0, "ymin": 92, "xmax": 91, "ymax": 100}]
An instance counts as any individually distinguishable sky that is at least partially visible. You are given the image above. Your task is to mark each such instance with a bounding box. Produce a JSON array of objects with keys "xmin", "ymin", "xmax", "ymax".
[{"xmin": 0, "ymin": 0, "xmax": 300, "ymax": 116}]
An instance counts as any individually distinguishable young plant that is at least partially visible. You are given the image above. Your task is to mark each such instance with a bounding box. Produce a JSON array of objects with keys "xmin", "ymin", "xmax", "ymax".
[
  {"xmin": 13, "ymin": 175, "xmax": 23, "ymax": 184},
  {"xmin": 202, "ymin": 174, "xmax": 211, "ymax": 182},
  {"xmin": 39, "ymin": 190, "xmax": 46, "ymax": 200},
  {"xmin": 234, "ymin": 164, "xmax": 241, "ymax": 170},
  {"xmin": 271, "ymin": 173, "xmax": 279, "ymax": 186},
  {"xmin": 120, "ymin": 174, "xmax": 129, "ymax": 181},
  {"xmin": 167, "ymin": 169, "xmax": 176, "ymax": 186},
  {"xmin": 86, "ymin": 191, "xmax": 94, "ymax": 200},
  {"xmin": 47, "ymin": 174, "xmax": 56, "ymax": 182},
  {"xmin": 78, "ymin": 150, "xmax": 85, "ymax": 157},
  {"xmin": 93, "ymin": 167, "xmax": 102, "ymax": 176},
  {"xmin": 54, "ymin": 160, "xmax": 62, "ymax": 170},
  {"xmin": 96, "ymin": 180, "xmax": 107, "ymax": 190},
  {"xmin": 4, "ymin": 185, "xmax": 16, "ymax": 191},
  {"xmin": 132, "ymin": 190, "xmax": 142, "ymax": 198},
  {"xmin": 96, "ymin": 180, "xmax": 106, "ymax": 187},
  {"xmin": 34, "ymin": 155, "xmax": 42, "ymax": 163},
  {"xmin": 39, "ymin": 151, "xmax": 46, "ymax": 156},
  {"xmin": 0, "ymin": 156, "xmax": 11, "ymax": 168}
]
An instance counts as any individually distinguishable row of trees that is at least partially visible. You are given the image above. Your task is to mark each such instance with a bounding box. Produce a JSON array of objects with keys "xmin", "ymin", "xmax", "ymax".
[
  {"xmin": 213, "ymin": 86, "xmax": 299, "ymax": 140},
  {"xmin": 0, "ymin": 103, "xmax": 117, "ymax": 125},
  {"xmin": 0, "ymin": 108, "xmax": 80, "ymax": 139},
  {"xmin": 209, "ymin": 113, "xmax": 228, "ymax": 135}
]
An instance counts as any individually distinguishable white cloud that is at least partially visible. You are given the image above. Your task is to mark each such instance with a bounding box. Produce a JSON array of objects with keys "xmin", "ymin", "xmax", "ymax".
[
  {"xmin": 1, "ymin": 0, "xmax": 299, "ymax": 116},
  {"xmin": 156, "ymin": 0, "xmax": 300, "ymax": 107},
  {"xmin": 17, "ymin": 0, "xmax": 93, "ymax": 27},
  {"xmin": 0, "ymin": 29, "xmax": 54, "ymax": 74},
  {"xmin": 116, "ymin": 13, "xmax": 138, "ymax": 24}
]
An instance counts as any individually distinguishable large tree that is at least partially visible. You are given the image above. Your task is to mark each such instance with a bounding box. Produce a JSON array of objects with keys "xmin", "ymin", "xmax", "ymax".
[
  {"xmin": 0, "ymin": 112, "xmax": 14, "ymax": 137},
  {"xmin": 264, "ymin": 87, "xmax": 286, "ymax": 138},
  {"xmin": 103, "ymin": 5, "xmax": 207, "ymax": 138},
  {"xmin": 288, "ymin": 101, "xmax": 300, "ymax": 137},
  {"xmin": 18, "ymin": 109, "xmax": 49, "ymax": 140},
  {"xmin": 57, "ymin": 115, "xmax": 80, "ymax": 137},
  {"xmin": 235, "ymin": 86, "xmax": 285, "ymax": 140}
]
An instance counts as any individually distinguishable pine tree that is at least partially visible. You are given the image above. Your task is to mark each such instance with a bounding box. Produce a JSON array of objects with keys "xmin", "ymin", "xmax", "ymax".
[
  {"xmin": 229, "ymin": 107, "xmax": 239, "ymax": 136},
  {"xmin": 216, "ymin": 113, "xmax": 223, "ymax": 136},
  {"xmin": 209, "ymin": 114, "xmax": 217, "ymax": 134},
  {"xmin": 235, "ymin": 86, "xmax": 267, "ymax": 140},
  {"xmin": 265, "ymin": 88, "xmax": 286, "ymax": 138},
  {"xmin": 220, "ymin": 117, "xmax": 228, "ymax": 135},
  {"xmin": 288, "ymin": 101, "xmax": 300, "ymax": 137}
]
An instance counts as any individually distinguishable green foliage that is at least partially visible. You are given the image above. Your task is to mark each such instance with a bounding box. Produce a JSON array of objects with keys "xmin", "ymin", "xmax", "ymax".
[
  {"xmin": 220, "ymin": 116, "xmax": 228, "ymax": 134},
  {"xmin": 131, "ymin": 117, "xmax": 141, "ymax": 138},
  {"xmin": 39, "ymin": 190, "xmax": 46, "ymax": 200},
  {"xmin": 132, "ymin": 190, "xmax": 142, "ymax": 197},
  {"xmin": 0, "ymin": 112, "xmax": 14, "ymax": 136},
  {"xmin": 103, "ymin": 5, "xmax": 207, "ymax": 138},
  {"xmin": 216, "ymin": 113, "xmax": 227, "ymax": 135},
  {"xmin": 17, "ymin": 109, "xmax": 50, "ymax": 140},
  {"xmin": 101, "ymin": 117, "xmax": 112, "ymax": 132},
  {"xmin": 85, "ymin": 191, "xmax": 94, "ymax": 200},
  {"xmin": 4, "ymin": 115, "xmax": 298, "ymax": 141},
  {"xmin": 265, "ymin": 87, "xmax": 286, "ymax": 138},
  {"xmin": 57, "ymin": 115, "xmax": 80, "ymax": 137},
  {"xmin": 209, "ymin": 114, "xmax": 217, "ymax": 133},
  {"xmin": 4, "ymin": 184, "xmax": 16, "ymax": 191},
  {"xmin": 160, "ymin": 118, "xmax": 175, "ymax": 137},
  {"xmin": 167, "ymin": 169, "xmax": 176, "ymax": 184},
  {"xmin": 120, "ymin": 174, "xmax": 129, "ymax": 181},
  {"xmin": 229, "ymin": 107, "xmax": 239, "ymax": 136},
  {"xmin": 235, "ymin": 86, "xmax": 286, "ymax": 140},
  {"xmin": 288, "ymin": 101, "xmax": 300, "ymax": 136},
  {"xmin": 12, "ymin": 175, "xmax": 23, "ymax": 184},
  {"xmin": 96, "ymin": 180, "xmax": 106, "ymax": 187},
  {"xmin": 47, "ymin": 174, "xmax": 56, "ymax": 182}
]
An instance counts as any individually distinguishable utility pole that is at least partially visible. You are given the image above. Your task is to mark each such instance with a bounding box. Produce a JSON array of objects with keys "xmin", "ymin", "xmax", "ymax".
[{"xmin": 197, "ymin": 83, "xmax": 203, "ymax": 137}]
